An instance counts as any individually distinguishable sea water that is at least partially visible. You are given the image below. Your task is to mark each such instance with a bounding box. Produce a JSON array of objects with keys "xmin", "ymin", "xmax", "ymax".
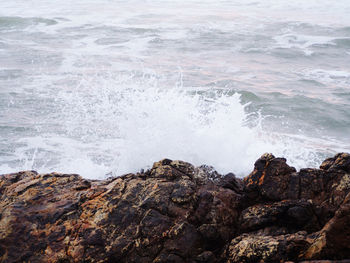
[{"xmin": 0, "ymin": 0, "xmax": 350, "ymax": 178}]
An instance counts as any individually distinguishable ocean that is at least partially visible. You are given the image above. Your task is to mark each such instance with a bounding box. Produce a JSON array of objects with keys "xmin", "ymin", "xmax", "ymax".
[{"xmin": 1, "ymin": 0, "xmax": 350, "ymax": 178}]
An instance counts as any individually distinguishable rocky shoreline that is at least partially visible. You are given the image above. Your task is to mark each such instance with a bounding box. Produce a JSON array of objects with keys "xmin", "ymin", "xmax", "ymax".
[{"xmin": 0, "ymin": 153, "xmax": 350, "ymax": 263}]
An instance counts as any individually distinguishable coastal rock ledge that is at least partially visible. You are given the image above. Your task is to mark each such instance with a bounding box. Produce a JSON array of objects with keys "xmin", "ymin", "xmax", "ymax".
[{"xmin": 1, "ymin": 153, "xmax": 350, "ymax": 263}]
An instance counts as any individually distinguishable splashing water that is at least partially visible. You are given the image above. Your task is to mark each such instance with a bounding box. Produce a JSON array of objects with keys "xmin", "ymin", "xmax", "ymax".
[
  {"xmin": 1, "ymin": 0, "xmax": 350, "ymax": 178},
  {"xmin": 1, "ymin": 72, "xmax": 335, "ymax": 179}
]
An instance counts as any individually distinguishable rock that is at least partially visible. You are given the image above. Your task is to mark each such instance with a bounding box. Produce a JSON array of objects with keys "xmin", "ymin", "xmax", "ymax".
[
  {"xmin": 0, "ymin": 161, "xmax": 241, "ymax": 262},
  {"xmin": 299, "ymin": 261, "xmax": 350, "ymax": 263},
  {"xmin": 222, "ymin": 231, "xmax": 309, "ymax": 263},
  {"xmin": 0, "ymin": 153, "xmax": 349, "ymax": 262},
  {"xmin": 243, "ymin": 153, "xmax": 297, "ymax": 202},
  {"xmin": 320, "ymin": 153, "xmax": 350, "ymax": 173},
  {"xmin": 196, "ymin": 251, "xmax": 216, "ymax": 262},
  {"xmin": 239, "ymin": 200, "xmax": 320, "ymax": 234},
  {"xmin": 303, "ymin": 192, "xmax": 350, "ymax": 260}
]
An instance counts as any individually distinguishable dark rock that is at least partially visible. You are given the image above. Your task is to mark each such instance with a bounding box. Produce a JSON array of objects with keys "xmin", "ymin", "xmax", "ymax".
[
  {"xmin": 320, "ymin": 153, "xmax": 350, "ymax": 173},
  {"xmin": 196, "ymin": 251, "xmax": 216, "ymax": 262},
  {"xmin": 0, "ymin": 153, "xmax": 349, "ymax": 262},
  {"xmin": 243, "ymin": 153, "xmax": 297, "ymax": 202},
  {"xmin": 240, "ymin": 200, "xmax": 320, "ymax": 234},
  {"xmin": 0, "ymin": 159, "xmax": 240, "ymax": 262},
  {"xmin": 222, "ymin": 231, "xmax": 309, "ymax": 263},
  {"xmin": 302, "ymin": 192, "xmax": 350, "ymax": 260},
  {"xmin": 215, "ymin": 173, "xmax": 243, "ymax": 193}
]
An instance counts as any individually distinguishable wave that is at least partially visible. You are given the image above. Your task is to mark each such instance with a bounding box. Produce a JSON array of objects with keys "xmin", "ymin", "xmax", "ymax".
[
  {"xmin": 0, "ymin": 16, "xmax": 57, "ymax": 31},
  {"xmin": 0, "ymin": 73, "xmax": 338, "ymax": 178}
]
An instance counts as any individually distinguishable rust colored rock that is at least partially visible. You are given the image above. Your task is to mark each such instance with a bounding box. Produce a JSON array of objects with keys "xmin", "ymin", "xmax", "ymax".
[
  {"xmin": 243, "ymin": 153, "xmax": 297, "ymax": 202},
  {"xmin": 0, "ymin": 161, "xmax": 242, "ymax": 262},
  {"xmin": 0, "ymin": 153, "xmax": 349, "ymax": 262},
  {"xmin": 320, "ymin": 153, "xmax": 350, "ymax": 173},
  {"xmin": 303, "ymin": 192, "xmax": 350, "ymax": 260}
]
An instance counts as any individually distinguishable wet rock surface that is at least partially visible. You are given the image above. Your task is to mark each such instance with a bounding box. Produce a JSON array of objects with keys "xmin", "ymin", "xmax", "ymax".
[{"xmin": 0, "ymin": 154, "xmax": 349, "ymax": 262}]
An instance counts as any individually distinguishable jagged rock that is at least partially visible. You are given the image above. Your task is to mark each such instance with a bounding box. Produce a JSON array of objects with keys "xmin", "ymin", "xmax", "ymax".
[
  {"xmin": 303, "ymin": 192, "xmax": 350, "ymax": 260},
  {"xmin": 243, "ymin": 153, "xmax": 298, "ymax": 202},
  {"xmin": 0, "ymin": 153, "xmax": 349, "ymax": 262},
  {"xmin": 222, "ymin": 231, "xmax": 310, "ymax": 263},
  {"xmin": 320, "ymin": 153, "xmax": 350, "ymax": 173},
  {"xmin": 0, "ymin": 160, "xmax": 241, "ymax": 262},
  {"xmin": 239, "ymin": 200, "xmax": 320, "ymax": 234}
]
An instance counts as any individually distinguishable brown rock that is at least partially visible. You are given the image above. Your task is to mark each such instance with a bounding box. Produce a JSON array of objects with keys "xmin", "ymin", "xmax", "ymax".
[
  {"xmin": 222, "ymin": 231, "xmax": 310, "ymax": 263},
  {"xmin": 320, "ymin": 153, "xmax": 350, "ymax": 173},
  {"xmin": 0, "ymin": 153, "xmax": 349, "ymax": 262},
  {"xmin": 303, "ymin": 192, "xmax": 350, "ymax": 260},
  {"xmin": 243, "ymin": 153, "xmax": 297, "ymax": 202},
  {"xmin": 0, "ymin": 160, "xmax": 241, "ymax": 262},
  {"xmin": 239, "ymin": 199, "xmax": 320, "ymax": 234}
]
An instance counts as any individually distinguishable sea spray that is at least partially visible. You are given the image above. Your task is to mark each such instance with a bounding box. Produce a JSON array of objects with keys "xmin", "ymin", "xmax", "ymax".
[
  {"xmin": 0, "ymin": 72, "xmax": 333, "ymax": 178},
  {"xmin": 1, "ymin": 0, "xmax": 349, "ymax": 178}
]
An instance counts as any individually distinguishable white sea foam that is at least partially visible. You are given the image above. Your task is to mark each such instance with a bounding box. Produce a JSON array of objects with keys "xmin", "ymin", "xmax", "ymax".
[
  {"xmin": 107, "ymin": 86, "xmax": 332, "ymax": 176},
  {"xmin": 300, "ymin": 69, "xmax": 350, "ymax": 86},
  {"xmin": 0, "ymin": 72, "xmax": 338, "ymax": 178},
  {"xmin": 1, "ymin": 0, "xmax": 350, "ymax": 178},
  {"xmin": 272, "ymin": 34, "xmax": 338, "ymax": 55}
]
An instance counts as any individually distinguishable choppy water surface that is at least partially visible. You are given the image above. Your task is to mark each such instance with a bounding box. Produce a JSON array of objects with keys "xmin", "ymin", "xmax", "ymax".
[{"xmin": 1, "ymin": 0, "xmax": 350, "ymax": 178}]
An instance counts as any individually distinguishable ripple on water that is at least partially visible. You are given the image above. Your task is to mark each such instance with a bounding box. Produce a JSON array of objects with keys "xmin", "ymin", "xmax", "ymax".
[
  {"xmin": 0, "ymin": 16, "xmax": 57, "ymax": 30},
  {"xmin": 0, "ymin": 0, "xmax": 349, "ymax": 178},
  {"xmin": 0, "ymin": 69, "xmax": 23, "ymax": 80}
]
